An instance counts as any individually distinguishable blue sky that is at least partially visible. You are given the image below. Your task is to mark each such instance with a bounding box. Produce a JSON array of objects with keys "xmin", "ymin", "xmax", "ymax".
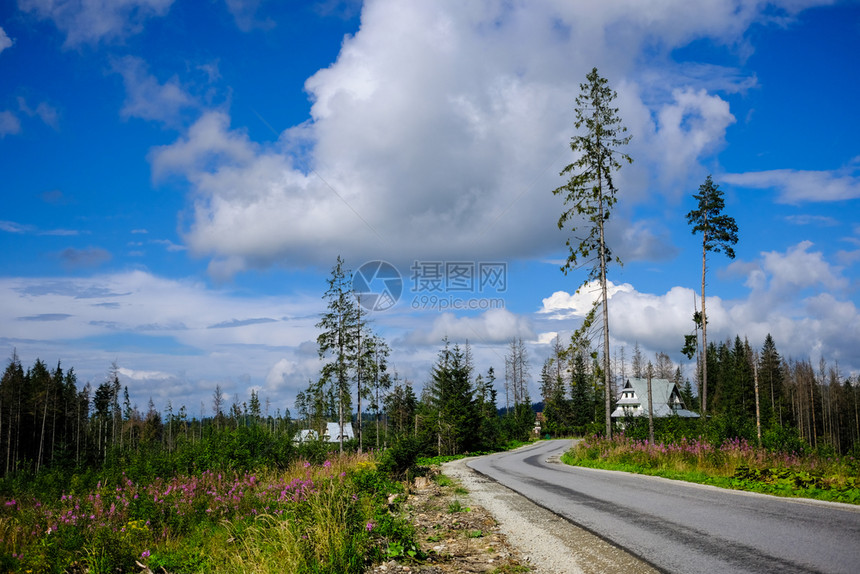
[{"xmin": 2, "ymin": 0, "xmax": 859, "ymax": 416}]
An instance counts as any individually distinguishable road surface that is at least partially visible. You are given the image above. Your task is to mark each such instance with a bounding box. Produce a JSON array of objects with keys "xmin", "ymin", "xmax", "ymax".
[{"xmin": 468, "ymin": 440, "xmax": 860, "ymax": 574}]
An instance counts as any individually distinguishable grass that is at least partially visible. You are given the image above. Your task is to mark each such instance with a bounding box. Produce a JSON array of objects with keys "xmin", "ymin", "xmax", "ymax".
[
  {"xmin": 447, "ymin": 499, "xmax": 469, "ymax": 513},
  {"xmin": 0, "ymin": 454, "xmax": 416, "ymax": 573},
  {"xmin": 562, "ymin": 434, "xmax": 860, "ymax": 504}
]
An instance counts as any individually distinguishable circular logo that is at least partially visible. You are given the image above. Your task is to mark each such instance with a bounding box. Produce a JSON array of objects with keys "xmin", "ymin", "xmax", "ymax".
[{"xmin": 353, "ymin": 260, "xmax": 403, "ymax": 312}]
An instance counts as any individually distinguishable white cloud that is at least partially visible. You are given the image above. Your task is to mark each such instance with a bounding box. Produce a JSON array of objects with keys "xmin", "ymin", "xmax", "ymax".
[
  {"xmin": 537, "ymin": 331, "xmax": 559, "ymax": 345},
  {"xmin": 536, "ymin": 241, "xmax": 860, "ymax": 375},
  {"xmin": 0, "ymin": 270, "xmax": 325, "ymax": 412},
  {"xmin": 149, "ymin": 0, "xmax": 831, "ymax": 278},
  {"xmin": 0, "ymin": 26, "xmax": 13, "ymax": 54},
  {"xmin": 19, "ymin": 0, "xmax": 174, "ymax": 47},
  {"xmin": 111, "ymin": 56, "xmax": 196, "ymax": 125},
  {"xmin": 651, "ymin": 88, "xmax": 735, "ymax": 186},
  {"xmin": 118, "ymin": 367, "xmax": 173, "ymax": 380},
  {"xmin": 760, "ymin": 240, "xmax": 847, "ymax": 293},
  {"xmin": 0, "ymin": 111, "xmax": 21, "ymax": 138},
  {"xmin": 265, "ymin": 358, "xmax": 296, "ymax": 390},
  {"xmin": 540, "ymin": 280, "xmax": 635, "ymax": 320},
  {"xmin": 723, "ymin": 168, "xmax": 860, "ymax": 203},
  {"xmin": 402, "ymin": 308, "xmax": 534, "ymax": 347}
]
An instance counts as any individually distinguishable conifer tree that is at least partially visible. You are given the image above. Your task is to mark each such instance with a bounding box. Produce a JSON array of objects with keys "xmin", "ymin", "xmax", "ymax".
[
  {"xmin": 426, "ymin": 341, "xmax": 476, "ymax": 455},
  {"xmin": 317, "ymin": 256, "xmax": 360, "ymax": 453},
  {"xmin": 687, "ymin": 175, "xmax": 738, "ymax": 415},
  {"xmin": 758, "ymin": 334, "xmax": 783, "ymax": 425},
  {"xmin": 553, "ymin": 67, "xmax": 631, "ymax": 438}
]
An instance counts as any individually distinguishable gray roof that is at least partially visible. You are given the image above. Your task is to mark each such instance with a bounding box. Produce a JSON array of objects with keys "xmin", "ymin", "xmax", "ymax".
[
  {"xmin": 611, "ymin": 377, "xmax": 699, "ymax": 418},
  {"xmin": 324, "ymin": 421, "xmax": 356, "ymax": 442}
]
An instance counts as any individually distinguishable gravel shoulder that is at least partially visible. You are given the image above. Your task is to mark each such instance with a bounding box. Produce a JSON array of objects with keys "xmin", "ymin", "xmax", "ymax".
[
  {"xmin": 442, "ymin": 457, "xmax": 659, "ymax": 574},
  {"xmin": 369, "ymin": 452, "xmax": 657, "ymax": 574}
]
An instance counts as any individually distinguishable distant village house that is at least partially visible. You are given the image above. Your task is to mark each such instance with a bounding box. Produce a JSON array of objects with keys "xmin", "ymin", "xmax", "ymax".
[{"xmin": 610, "ymin": 378, "xmax": 699, "ymax": 421}]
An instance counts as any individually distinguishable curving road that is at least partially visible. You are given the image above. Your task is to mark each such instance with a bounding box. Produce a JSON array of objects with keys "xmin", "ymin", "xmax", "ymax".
[{"xmin": 467, "ymin": 440, "xmax": 860, "ymax": 574}]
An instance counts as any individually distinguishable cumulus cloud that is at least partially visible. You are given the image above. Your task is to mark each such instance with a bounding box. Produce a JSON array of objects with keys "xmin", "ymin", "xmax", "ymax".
[
  {"xmin": 111, "ymin": 56, "xmax": 196, "ymax": 125},
  {"xmin": 650, "ymin": 88, "xmax": 735, "ymax": 186},
  {"xmin": 264, "ymin": 358, "xmax": 296, "ymax": 391},
  {"xmin": 402, "ymin": 308, "xmax": 534, "ymax": 346},
  {"xmin": 19, "ymin": 0, "xmax": 174, "ymax": 47},
  {"xmin": 729, "ymin": 241, "xmax": 849, "ymax": 325},
  {"xmin": 537, "ymin": 241, "xmax": 860, "ymax": 373},
  {"xmin": 723, "ymin": 168, "xmax": 860, "ymax": 203},
  {"xmin": 540, "ymin": 280, "xmax": 635, "ymax": 320},
  {"xmin": 148, "ymin": 0, "xmax": 827, "ymax": 278}
]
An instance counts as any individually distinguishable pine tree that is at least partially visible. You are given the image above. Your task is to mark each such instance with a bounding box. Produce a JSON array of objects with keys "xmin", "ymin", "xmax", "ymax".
[
  {"xmin": 570, "ymin": 350, "xmax": 592, "ymax": 429},
  {"xmin": 372, "ymin": 336, "xmax": 393, "ymax": 448},
  {"xmin": 317, "ymin": 256, "xmax": 361, "ymax": 453},
  {"xmin": 249, "ymin": 389, "xmax": 262, "ymax": 422},
  {"xmin": 384, "ymin": 378, "xmax": 417, "ymax": 440},
  {"xmin": 686, "ymin": 175, "xmax": 738, "ymax": 415},
  {"xmin": 426, "ymin": 341, "xmax": 477, "ymax": 456},
  {"xmin": 553, "ymin": 67, "xmax": 631, "ymax": 438},
  {"xmin": 759, "ymin": 334, "xmax": 783, "ymax": 426}
]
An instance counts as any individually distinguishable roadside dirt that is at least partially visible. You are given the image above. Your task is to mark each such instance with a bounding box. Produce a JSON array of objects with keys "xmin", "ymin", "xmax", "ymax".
[{"xmin": 369, "ymin": 458, "xmax": 658, "ymax": 574}]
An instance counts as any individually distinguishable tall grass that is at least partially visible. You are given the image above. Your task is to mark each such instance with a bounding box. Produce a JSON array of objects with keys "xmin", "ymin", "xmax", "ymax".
[
  {"xmin": 0, "ymin": 454, "xmax": 411, "ymax": 573},
  {"xmin": 564, "ymin": 434, "xmax": 860, "ymax": 503}
]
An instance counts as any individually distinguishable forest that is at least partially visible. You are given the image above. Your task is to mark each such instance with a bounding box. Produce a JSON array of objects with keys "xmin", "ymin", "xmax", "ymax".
[{"xmin": 2, "ymin": 291, "xmax": 859, "ymax": 489}]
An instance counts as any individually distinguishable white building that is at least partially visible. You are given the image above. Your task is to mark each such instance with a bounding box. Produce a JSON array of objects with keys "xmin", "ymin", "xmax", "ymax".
[
  {"xmin": 324, "ymin": 421, "xmax": 356, "ymax": 443},
  {"xmin": 610, "ymin": 378, "xmax": 699, "ymax": 419}
]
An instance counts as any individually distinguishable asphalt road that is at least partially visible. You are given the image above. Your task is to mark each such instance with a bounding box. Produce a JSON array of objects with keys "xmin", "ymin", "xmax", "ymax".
[{"xmin": 467, "ymin": 440, "xmax": 860, "ymax": 574}]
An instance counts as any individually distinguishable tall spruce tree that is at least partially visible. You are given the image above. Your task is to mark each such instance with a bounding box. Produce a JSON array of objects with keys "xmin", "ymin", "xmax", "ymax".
[
  {"xmin": 758, "ymin": 334, "xmax": 783, "ymax": 426},
  {"xmin": 553, "ymin": 67, "xmax": 631, "ymax": 438},
  {"xmin": 317, "ymin": 256, "xmax": 360, "ymax": 453},
  {"xmin": 686, "ymin": 175, "xmax": 738, "ymax": 415},
  {"xmin": 426, "ymin": 341, "xmax": 476, "ymax": 456}
]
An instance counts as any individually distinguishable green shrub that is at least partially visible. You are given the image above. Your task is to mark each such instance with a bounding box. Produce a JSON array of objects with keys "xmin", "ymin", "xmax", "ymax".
[{"xmin": 377, "ymin": 437, "xmax": 423, "ymax": 479}]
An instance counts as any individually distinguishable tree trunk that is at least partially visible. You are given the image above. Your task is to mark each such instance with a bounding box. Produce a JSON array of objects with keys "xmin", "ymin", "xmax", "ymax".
[
  {"xmin": 701, "ymin": 234, "xmax": 708, "ymax": 415},
  {"xmin": 754, "ymin": 360, "xmax": 762, "ymax": 447},
  {"xmin": 598, "ymin": 174, "xmax": 612, "ymax": 439},
  {"xmin": 647, "ymin": 366, "xmax": 654, "ymax": 445},
  {"xmin": 37, "ymin": 385, "xmax": 49, "ymax": 474},
  {"xmin": 357, "ymin": 308, "xmax": 363, "ymax": 454}
]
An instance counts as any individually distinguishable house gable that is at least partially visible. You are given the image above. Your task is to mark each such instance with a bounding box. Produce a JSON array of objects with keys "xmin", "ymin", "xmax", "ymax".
[{"xmin": 610, "ymin": 378, "xmax": 698, "ymax": 419}]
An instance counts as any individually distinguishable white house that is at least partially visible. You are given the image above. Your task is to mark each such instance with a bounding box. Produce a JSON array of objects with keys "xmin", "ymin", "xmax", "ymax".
[
  {"xmin": 324, "ymin": 422, "xmax": 356, "ymax": 443},
  {"xmin": 610, "ymin": 378, "xmax": 699, "ymax": 419},
  {"xmin": 293, "ymin": 429, "xmax": 319, "ymax": 443}
]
